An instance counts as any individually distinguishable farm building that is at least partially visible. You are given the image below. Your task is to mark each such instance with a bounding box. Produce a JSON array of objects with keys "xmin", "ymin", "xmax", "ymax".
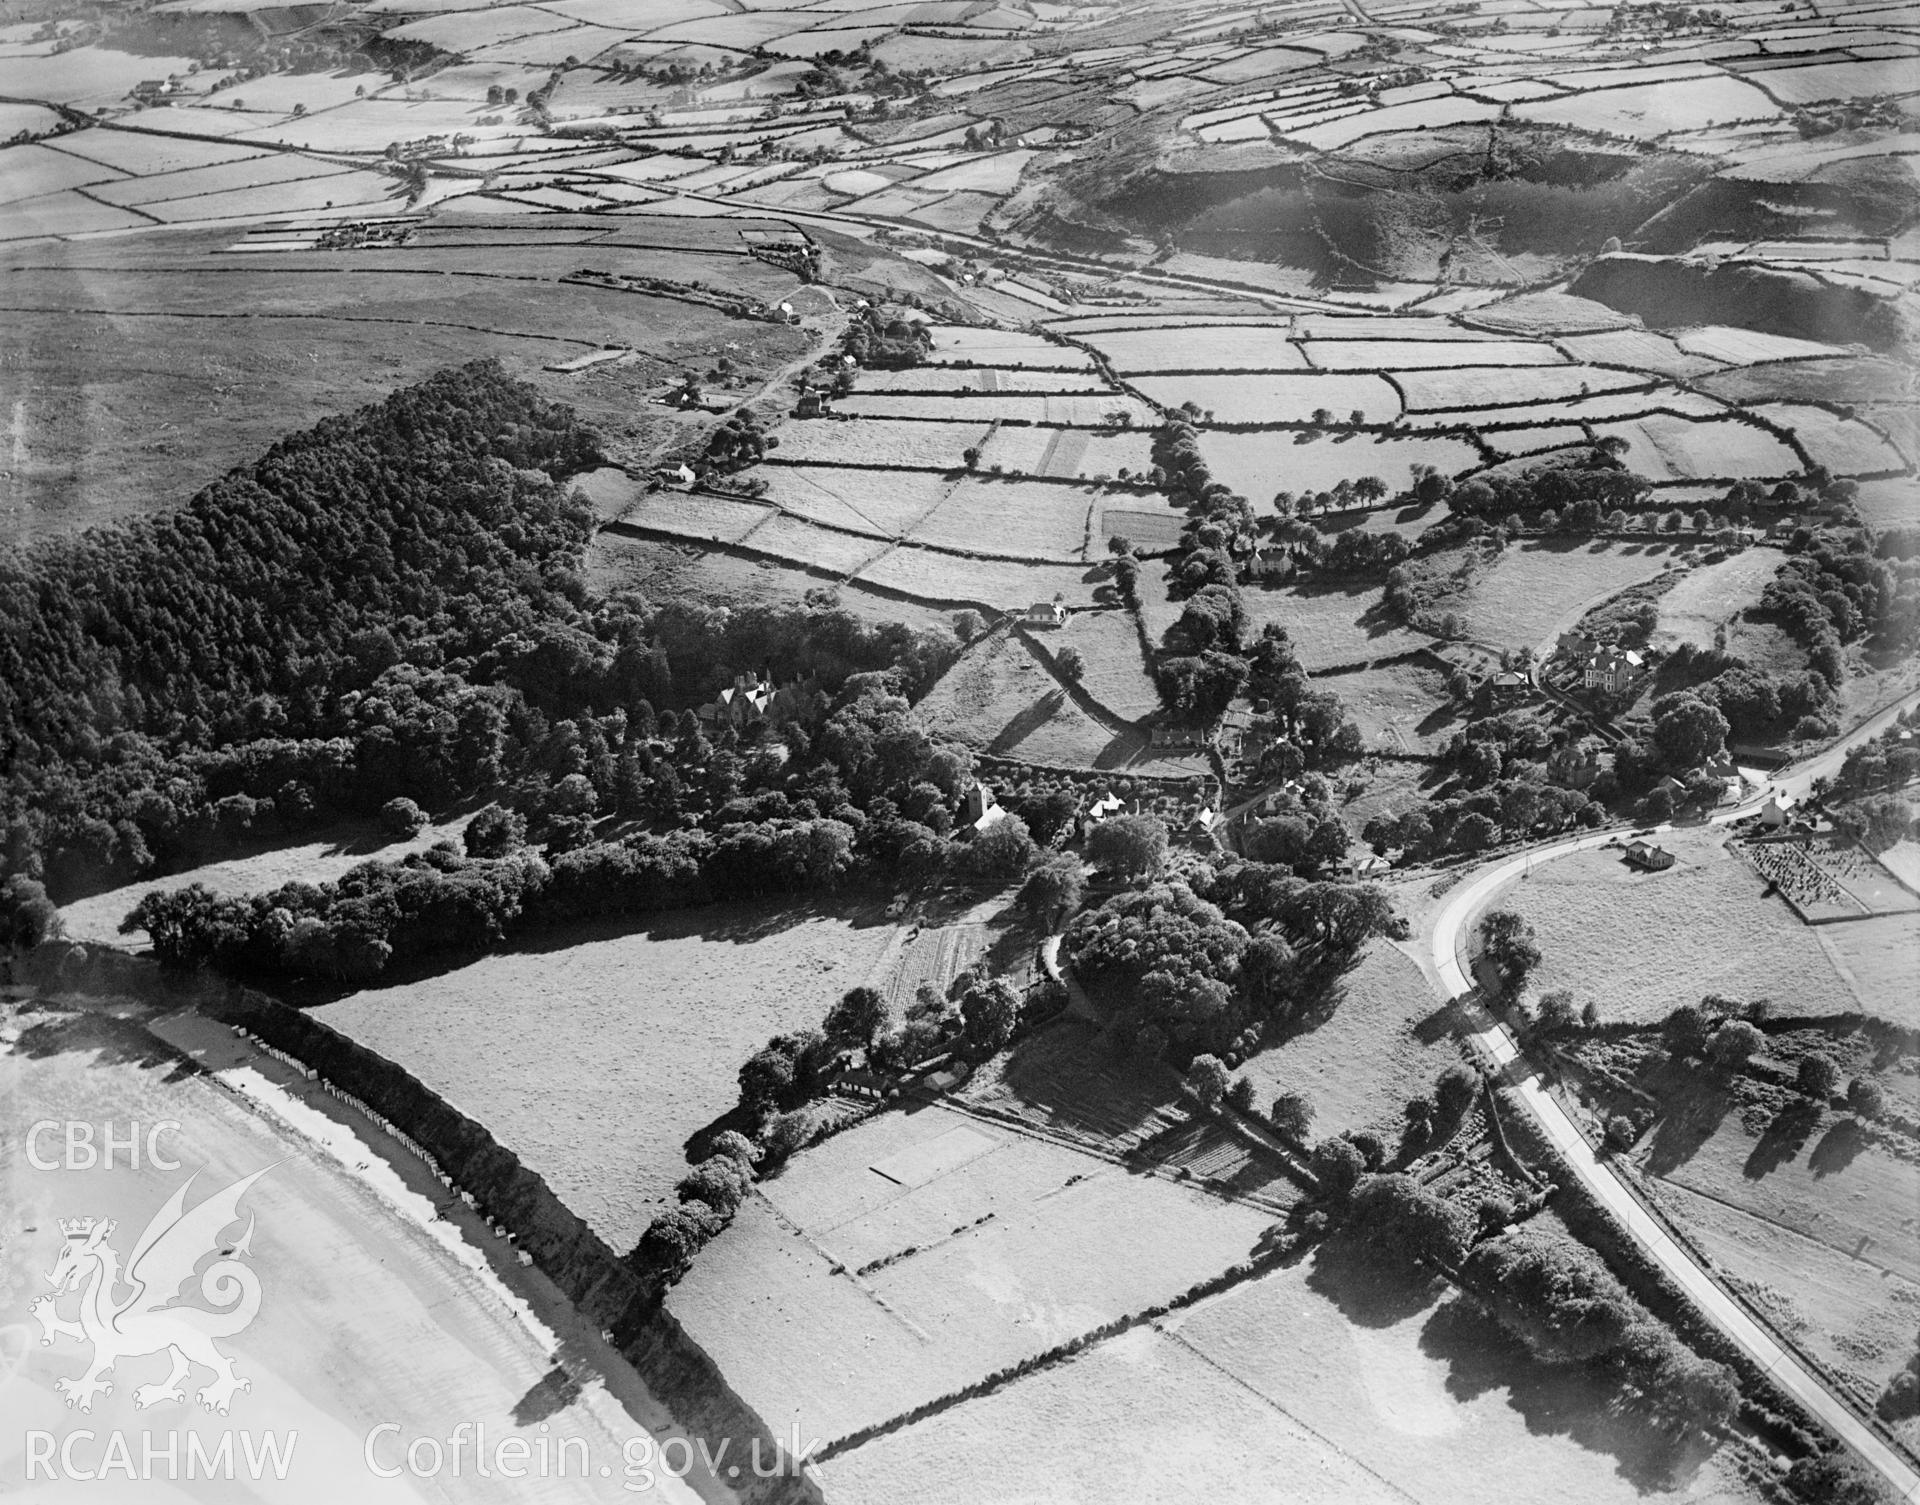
[
  {"xmin": 1024, "ymin": 601, "xmax": 1070, "ymax": 627},
  {"xmin": 1625, "ymin": 840, "xmax": 1676, "ymax": 871}
]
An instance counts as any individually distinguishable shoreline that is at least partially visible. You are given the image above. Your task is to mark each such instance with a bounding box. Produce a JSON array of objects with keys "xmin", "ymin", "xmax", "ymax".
[{"xmin": 30, "ymin": 988, "xmax": 730, "ymax": 1505}]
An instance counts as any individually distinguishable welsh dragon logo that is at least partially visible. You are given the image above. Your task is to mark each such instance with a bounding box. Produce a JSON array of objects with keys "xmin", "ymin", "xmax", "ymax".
[{"xmin": 30, "ymin": 1167, "xmax": 272, "ymax": 1416}]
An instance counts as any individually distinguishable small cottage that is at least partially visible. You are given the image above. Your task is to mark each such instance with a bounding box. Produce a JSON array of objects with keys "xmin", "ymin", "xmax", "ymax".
[{"xmin": 1624, "ymin": 840, "xmax": 1676, "ymax": 871}]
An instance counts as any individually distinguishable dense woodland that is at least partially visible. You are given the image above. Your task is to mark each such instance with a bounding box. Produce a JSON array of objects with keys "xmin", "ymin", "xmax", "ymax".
[{"xmin": 0, "ymin": 363, "xmax": 952, "ymax": 930}]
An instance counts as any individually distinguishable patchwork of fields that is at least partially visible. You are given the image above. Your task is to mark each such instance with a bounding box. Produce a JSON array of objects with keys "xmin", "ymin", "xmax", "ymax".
[{"xmin": 8, "ymin": 0, "xmax": 1918, "ymax": 1496}]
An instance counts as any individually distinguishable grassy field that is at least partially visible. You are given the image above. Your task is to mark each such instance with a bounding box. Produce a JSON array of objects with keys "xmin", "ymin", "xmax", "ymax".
[
  {"xmin": 1395, "ymin": 364, "xmax": 1651, "ymax": 410},
  {"xmin": 1240, "ymin": 581, "xmax": 1432, "ymax": 670},
  {"xmin": 1236, "ymin": 939, "xmax": 1452, "ymax": 1144},
  {"xmin": 1559, "ymin": 329, "xmax": 1727, "ymax": 380},
  {"xmin": 757, "ymin": 465, "xmax": 956, "ymax": 538},
  {"xmin": 978, "ymin": 425, "xmax": 1158, "ymax": 482},
  {"xmin": 908, "ymin": 475, "xmax": 1094, "ymax": 561},
  {"xmin": 1327, "ymin": 658, "xmax": 1460, "ymax": 754},
  {"xmin": 1723, "ymin": 616, "xmax": 1809, "ymax": 680},
  {"xmin": 0, "ymin": 229, "xmax": 810, "ymax": 543},
  {"xmin": 1651, "ymin": 548, "xmax": 1787, "ymax": 651},
  {"xmin": 668, "ymin": 1104, "xmax": 1273, "ymax": 1444},
  {"xmin": 1129, "ymin": 371, "xmax": 1402, "ymax": 425},
  {"xmin": 1305, "ymin": 339, "xmax": 1563, "ymax": 371},
  {"xmin": 1200, "ymin": 430, "xmax": 1482, "ymax": 503},
  {"xmin": 59, "ymin": 814, "xmax": 474, "ymax": 947},
  {"xmin": 1491, "ymin": 828, "xmax": 1859, "ymax": 1025},
  {"xmin": 772, "ymin": 416, "xmax": 990, "ymax": 470},
  {"xmin": 852, "ymin": 548, "xmax": 1108, "ymax": 612},
  {"xmin": 959, "ymin": 1018, "xmax": 1188, "ymax": 1155},
  {"xmin": 1081, "ymin": 325, "xmax": 1309, "ymax": 373},
  {"xmin": 1819, "ymin": 913, "xmax": 1920, "ymax": 1028},
  {"xmin": 917, "ymin": 627, "xmax": 1147, "ymax": 769},
  {"xmin": 314, "ymin": 899, "xmax": 904, "ymax": 1249},
  {"xmin": 585, "ymin": 531, "xmax": 966, "ymax": 634},
  {"xmin": 627, "ymin": 488, "xmax": 777, "ymax": 544},
  {"xmin": 1754, "ymin": 403, "xmax": 1907, "ymax": 476},
  {"xmin": 822, "ymin": 1243, "xmax": 1759, "ymax": 1505},
  {"xmin": 1046, "ymin": 608, "xmax": 1162, "ymax": 723},
  {"xmin": 1589, "ymin": 416, "xmax": 1800, "ymax": 482},
  {"xmin": 817, "ymin": 1316, "xmax": 1414, "ymax": 1505},
  {"xmin": 1459, "ymin": 540, "xmax": 1672, "ymax": 652},
  {"xmin": 1176, "ymin": 1252, "xmax": 1751, "ymax": 1504},
  {"xmin": 1650, "ymin": 1178, "xmax": 1920, "ymax": 1407},
  {"xmin": 739, "ymin": 512, "xmax": 889, "ymax": 576},
  {"xmin": 1637, "ymin": 1108, "xmax": 1920, "ymax": 1288}
]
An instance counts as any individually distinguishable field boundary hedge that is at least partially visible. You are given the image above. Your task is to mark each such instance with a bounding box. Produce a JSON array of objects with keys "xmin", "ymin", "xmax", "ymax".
[
  {"xmin": 1012, "ymin": 619, "xmax": 1150, "ymax": 733},
  {"xmin": 810, "ymin": 1229, "xmax": 1307, "ymax": 1463}
]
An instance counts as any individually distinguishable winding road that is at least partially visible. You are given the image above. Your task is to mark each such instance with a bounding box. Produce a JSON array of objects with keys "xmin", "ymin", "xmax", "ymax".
[{"xmin": 1428, "ymin": 687, "xmax": 1920, "ymax": 1501}]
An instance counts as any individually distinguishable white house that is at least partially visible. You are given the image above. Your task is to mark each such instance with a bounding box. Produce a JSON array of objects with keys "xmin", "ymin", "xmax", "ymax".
[
  {"xmin": 1582, "ymin": 645, "xmax": 1645, "ymax": 694},
  {"xmin": 1760, "ymin": 792, "xmax": 1796, "ymax": 828}
]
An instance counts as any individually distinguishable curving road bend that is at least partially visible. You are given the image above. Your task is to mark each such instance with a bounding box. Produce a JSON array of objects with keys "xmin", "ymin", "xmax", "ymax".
[{"xmin": 1428, "ymin": 689, "xmax": 1920, "ymax": 1501}]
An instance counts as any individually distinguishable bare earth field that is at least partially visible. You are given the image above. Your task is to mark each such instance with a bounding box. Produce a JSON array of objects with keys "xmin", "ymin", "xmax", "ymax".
[
  {"xmin": 1492, "ymin": 829, "xmax": 1860, "ymax": 1025},
  {"xmin": 668, "ymin": 1104, "xmax": 1273, "ymax": 1445},
  {"xmin": 314, "ymin": 900, "xmax": 902, "ymax": 1248}
]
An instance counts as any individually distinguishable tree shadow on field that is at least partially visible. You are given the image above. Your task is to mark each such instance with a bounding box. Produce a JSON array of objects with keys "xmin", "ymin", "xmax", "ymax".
[
  {"xmin": 990, "ymin": 689, "xmax": 1067, "ymax": 755},
  {"xmin": 1640, "ymin": 1067, "xmax": 1731, "ymax": 1177},
  {"xmin": 1517, "ymin": 536, "xmax": 1590, "ymax": 559},
  {"xmin": 1419, "ymin": 1300, "xmax": 1715, "ymax": 1494},
  {"xmin": 1416, "ymin": 700, "xmax": 1458, "ymax": 737},
  {"xmin": 1304, "ymin": 1234, "xmax": 1447, "ymax": 1329},
  {"xmin": 1744, "ymin": 1100, "xmax": 1822, "ymax": 1179},
  {"xmin": 1413, "ymin": 999, "xmax": 1464, "ymax": 1046},
  {"xmin": 11, "ymin": 1006, "xmax": 203, "ymax": 1083},
  {"xmin": 1808, "ymin": 1117, "xmax": 1869, "ymax": 1179}
]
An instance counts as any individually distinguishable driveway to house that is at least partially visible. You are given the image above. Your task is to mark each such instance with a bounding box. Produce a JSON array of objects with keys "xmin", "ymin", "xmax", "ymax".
[{"xmin": 1426, "ymin": 691, "xmax": 1920, "ymax": 1500}]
